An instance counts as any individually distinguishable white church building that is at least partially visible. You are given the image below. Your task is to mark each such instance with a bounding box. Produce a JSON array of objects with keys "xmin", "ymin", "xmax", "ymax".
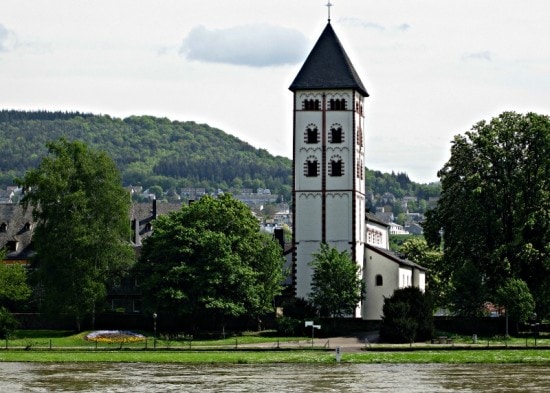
[{"xmin": 288, "ymin": 20, "xmax": 426, "ymax": 321}]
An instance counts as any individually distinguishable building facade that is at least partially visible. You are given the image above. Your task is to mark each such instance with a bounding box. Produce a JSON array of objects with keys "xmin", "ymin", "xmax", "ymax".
[
  {"xmin": 289, "ymin": 21, "xmax": 425, "ymax": 319},
  {"xmin": 289, "ymin": 22, "xmax": 368, "ymax": 316}
]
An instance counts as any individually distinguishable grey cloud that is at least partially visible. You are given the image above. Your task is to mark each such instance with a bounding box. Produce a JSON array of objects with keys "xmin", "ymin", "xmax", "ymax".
[
  {"xmin": 0, "ymin": 23, "xmax": 17, "ymax": 52},
  {"xmin": 339, "ymin": 17, "xmax": 385, "ymax": 31},
  {"xmin": 339, "ymin": 18, "xmax": 411, "ymax": 33},
  {"xmin": 462, "ymin": 51, "xmax": 493, "ymax": 61},
  {"xmin": 180, "ymin": 24, "xmax": 308, "ymax": 67},
  {"xmin": 396, "ymin": 23, "xmax": 411, "ymax": 32}
]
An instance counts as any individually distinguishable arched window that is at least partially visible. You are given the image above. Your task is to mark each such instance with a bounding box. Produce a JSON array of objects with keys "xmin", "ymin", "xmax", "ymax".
[
  {"xmin": 302, "ymin": 99, "xmax": 320, "ymax": 111},
  {"xmin": 329, "ymin": 98, "xmax": 347, "ymax": 110},
  {"xmin": 329, "ymin": 124, "xmax": 343, "ymax": 143},
  {"xmin": 0, "ymin": 222, "xmax": 7, "ymax": 232},
  {"xmin": 375, "ymin": 274, "xmax": 383, "ymax": 286},
  {"xmin": 304, "ymin": 156, "xmax": 319, "ymax": 177},
  {"xmin": 305, "ymin": 124, "xmax": 319, "ymax": 144},
  {"xmin": 329, "ymin": 155, "xmax": 343, "ymax": 177}
]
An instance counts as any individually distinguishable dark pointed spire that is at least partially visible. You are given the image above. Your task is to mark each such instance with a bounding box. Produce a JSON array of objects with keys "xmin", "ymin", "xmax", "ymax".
[{"xmin": 289, "ymin": 23, "xmax": 368, "ymax": 97}]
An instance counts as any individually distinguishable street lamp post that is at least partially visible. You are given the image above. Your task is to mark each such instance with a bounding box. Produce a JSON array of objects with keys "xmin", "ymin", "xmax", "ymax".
[
  {"xmin": 153, "ymin": 312, "xmax": 157, "ymax": 349},
  {"xmin": 531, "ymin": 313, "xmax": 539, "ymax": 347}
]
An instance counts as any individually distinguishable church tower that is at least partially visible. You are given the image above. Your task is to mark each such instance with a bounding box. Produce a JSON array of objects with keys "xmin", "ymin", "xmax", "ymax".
[{"xmin": 289, "ymin": 21, "xmax": 368, "ymax": 314}]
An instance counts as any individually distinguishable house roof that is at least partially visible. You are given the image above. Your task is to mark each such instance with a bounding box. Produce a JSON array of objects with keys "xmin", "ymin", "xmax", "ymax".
[
  {"xmin": 366, "ymin": 212, "xmax": 389, "ymax": 227},
  {"xmin": 0, "ymin": 204, "xmax": 35, "ymax": 261},
  {"xmin": 366, "ymin": 243, "xmax": 427, "ymax": 271},
  {"xmin": 289, "ymin": 23, "xmax": 369, "ymax": 97}
]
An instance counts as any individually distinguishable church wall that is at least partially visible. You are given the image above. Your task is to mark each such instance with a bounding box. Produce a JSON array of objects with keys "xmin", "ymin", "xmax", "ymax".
[
  {"xmin": 294, "ymin": 241, "xmax": 320, "ymax": 299},
  {"xmin": 294, "ymin": 109, "xmax": 322, "ymax": 192},
  {"xmin": 325, "ymin": 192, "xmax": 351, "ymax": 243},
  {"xmin": 414, "ymin": 269, "xmax": 426, "ymax": 292},
  {"xmin": 295, "ymin": 193, "xmax": 322, "ymax": 240},
  {"xmin": 365, "ymin": 222, "xmax": 390, "ymax": 249},
  {"xmin": 356, "ymin": 194, "xmax": 366, "ymax": 245},
  {"xmin": 398, "ymin": 267, "xmax": 413, "ymax": 289},
  {"xmin": 294, "ymin": 192, "xmax": 322, "ymax": 299},
  {"xmin": 363, "ymin": 248, "xmax": 400, "ymax": 320}
]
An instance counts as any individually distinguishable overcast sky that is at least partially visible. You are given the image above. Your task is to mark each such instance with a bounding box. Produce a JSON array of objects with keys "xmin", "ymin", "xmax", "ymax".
[{"xmin": 1, "ymin": 1, "xmax": 549, "ymax": 183}]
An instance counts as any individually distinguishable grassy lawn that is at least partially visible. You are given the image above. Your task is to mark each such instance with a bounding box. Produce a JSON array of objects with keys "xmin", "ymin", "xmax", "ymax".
[
  {"xmin": 1, "ymin": 330, "xmax": 549, "ymax": 364},
  {"xmin": 2, "ymin": 329, "xmax": 306, "ymax": 350}
]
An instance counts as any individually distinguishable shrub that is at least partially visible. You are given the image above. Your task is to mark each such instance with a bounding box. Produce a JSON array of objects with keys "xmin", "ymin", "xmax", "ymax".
[
  {"xmin": 380, "ymin": 287, "xmax": 433, "ymax": 343},
  {"xmin": 0, "ymin": 306, "xmax": 19, "ymax": 339}
]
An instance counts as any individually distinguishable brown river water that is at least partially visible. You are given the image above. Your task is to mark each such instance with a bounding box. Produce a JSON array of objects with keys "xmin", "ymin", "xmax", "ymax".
[{"xmin": 0, "ymin": 362, "xmax": 549, "ymax": 392}]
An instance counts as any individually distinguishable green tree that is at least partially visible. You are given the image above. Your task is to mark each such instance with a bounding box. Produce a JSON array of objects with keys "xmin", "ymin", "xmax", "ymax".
[
  {"xmin": 148, "ymin": 185, "xmax": 163, "ymax": 200},
  {"xmin": 309, "ymin": 243, "xmax": 364, "ymax": 317},
  {"xmin": 400, "ymin": 238, "xmax": 448, "ymax": 309},
  {"xmin": 0, "ymin": 257, "xmax": 32, "ymax": 338},
  {"xmin": 135, "ymin": 194, "xmax": 283, "ymax": 331},
  {"xmin": 17, "ymin": 139, "xmax": 134, "ymax": 331},
  {"xmin": 495, "ymin": 278, "xmax": 535, "ymax": 328},
  {"xmin": 0, "ymin": 262, "xmax": 31, "ymax": 308},
  {"xmin": 426, "ymin": 112, "xmax": 550, "ymax": 317},
  {"xmin": 380, "ymin": 286, "xmax": 434, "ymax": 343}
]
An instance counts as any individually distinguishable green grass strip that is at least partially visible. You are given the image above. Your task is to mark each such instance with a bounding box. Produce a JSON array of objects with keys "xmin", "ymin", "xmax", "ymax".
[{"xmin": 1, "ymin": 349, "xmax": 549, "ymax": 364}]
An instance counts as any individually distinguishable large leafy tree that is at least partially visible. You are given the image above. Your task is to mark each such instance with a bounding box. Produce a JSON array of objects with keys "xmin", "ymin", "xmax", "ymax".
[
  {"xmin": 399, "ymin": 238, "xmax": 447, "ymax": 310},
  {"xmin": 425, "ymin": 112, "xmax": 550, "ymax": 316},
  {"xmin": 17, "ymin": 139, "xmax": 134, "ymax": 331},
  {"xmin": 309, "ymin": 243, "xmax": 364, "ymax": 317},
  {"xmin": 135, "ymin": 194, "xmax": 283, "ymax": 330}
]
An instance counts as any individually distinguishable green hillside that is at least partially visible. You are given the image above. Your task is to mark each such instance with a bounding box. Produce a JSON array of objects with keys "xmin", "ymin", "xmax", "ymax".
[
  {"xmin": 0, "ymin": 110, "xmax": 439, "ymax": 206},
  {"xmin": 0, "ymin": 110, "xmax": 292, "ymax": 200}
]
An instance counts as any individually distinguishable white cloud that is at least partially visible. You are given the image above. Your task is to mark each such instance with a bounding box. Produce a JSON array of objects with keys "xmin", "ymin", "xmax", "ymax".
[
  {"xmin": 0, "ymin": 23, "xmax": 17, "ymax": 52},
  {"xmin": 462, "ymin": 51, "xmax": 493, "ymax": 61},
  {"xmin": 180, "ymin": 24, "xmax": 308, "ymax": 67}
]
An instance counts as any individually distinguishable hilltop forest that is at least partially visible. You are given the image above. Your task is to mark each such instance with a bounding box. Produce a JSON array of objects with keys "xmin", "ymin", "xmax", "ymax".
[{"xmin": 0, "ymin": 110, "xmax": 440, "ymax": 204}]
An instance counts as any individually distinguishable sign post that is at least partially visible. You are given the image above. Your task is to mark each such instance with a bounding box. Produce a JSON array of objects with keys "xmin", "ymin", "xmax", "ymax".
[{"xmin": 305, "ymin": 321, "xmax": 321, "ymax": 347}]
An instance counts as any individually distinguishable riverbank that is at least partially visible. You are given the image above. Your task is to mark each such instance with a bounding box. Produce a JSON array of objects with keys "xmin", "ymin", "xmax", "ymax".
[
  {"xmin": 2, "ymin": 330, "xmax": 549, "ymax": 364},
  {"xmin": 1, "ymin": 347, "xmax": 549, "ymax": 364}
]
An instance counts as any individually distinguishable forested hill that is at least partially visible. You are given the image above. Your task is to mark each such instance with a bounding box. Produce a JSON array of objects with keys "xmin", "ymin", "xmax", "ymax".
[
  {"xmin": 0, "ymin": 110, "xmax": 292, "ymax": 198},
  {"xmin": 0, "ymin": 110, "xmax": 439, "ymax": 203}
]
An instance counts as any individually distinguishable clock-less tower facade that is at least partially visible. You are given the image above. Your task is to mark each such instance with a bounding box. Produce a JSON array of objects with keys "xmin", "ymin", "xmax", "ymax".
[{"xmin": 289, "ymin": 22, "xmax": 369, "ymax": 315}]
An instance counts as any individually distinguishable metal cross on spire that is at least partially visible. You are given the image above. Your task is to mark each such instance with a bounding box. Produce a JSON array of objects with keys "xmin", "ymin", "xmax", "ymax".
[{"xmin": 326, "ymin": 1, "xmax": 333, "ymax": 23}]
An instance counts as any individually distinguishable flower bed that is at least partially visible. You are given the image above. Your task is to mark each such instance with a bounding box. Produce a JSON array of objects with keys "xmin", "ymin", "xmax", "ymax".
[{"xmin": 84, "ymin": 330, "xmax": 146, "ymax": 344}]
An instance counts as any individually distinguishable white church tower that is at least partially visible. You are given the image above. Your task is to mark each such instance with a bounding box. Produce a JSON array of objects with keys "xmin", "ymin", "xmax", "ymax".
[{"xmin": 289, "ymin": 19, "xmax": 369, "ymax": 315}]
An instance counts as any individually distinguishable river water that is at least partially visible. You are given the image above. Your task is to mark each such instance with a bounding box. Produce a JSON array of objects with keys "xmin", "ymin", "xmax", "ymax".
[{"xmin": 1, "ymin": 362, "xmax": 549, "ymax": 392}]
